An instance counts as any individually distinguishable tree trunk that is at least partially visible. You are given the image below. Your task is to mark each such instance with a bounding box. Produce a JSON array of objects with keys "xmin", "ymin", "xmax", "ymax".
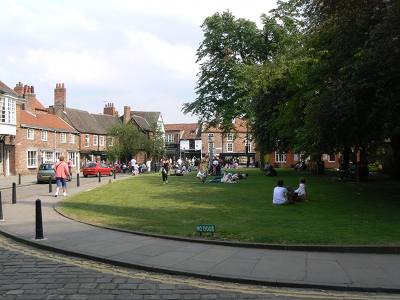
[
  {"xmin": 358, "ymin": 145, "xmax": 369, "ymax": 180},
  {"xmin": 391, "ymin": 134, "xmax": 400, "ymax": 178}
]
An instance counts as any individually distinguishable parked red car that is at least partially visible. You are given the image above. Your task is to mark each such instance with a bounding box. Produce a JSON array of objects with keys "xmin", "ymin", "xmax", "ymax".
[{"xmin": 82, "ymin": 162, "xmax": 113, "ymax": 177}]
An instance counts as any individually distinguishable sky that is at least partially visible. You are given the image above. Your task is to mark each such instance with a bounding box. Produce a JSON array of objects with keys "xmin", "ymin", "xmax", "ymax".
[{"xmin": 0, "ymin": 0, "xmax": 277, "ymax": 124}]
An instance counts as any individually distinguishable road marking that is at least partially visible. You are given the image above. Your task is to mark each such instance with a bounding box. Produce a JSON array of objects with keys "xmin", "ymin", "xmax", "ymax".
[{"xmin": 0, "ymin": 235, "xmax": 398, "ymax": 300}]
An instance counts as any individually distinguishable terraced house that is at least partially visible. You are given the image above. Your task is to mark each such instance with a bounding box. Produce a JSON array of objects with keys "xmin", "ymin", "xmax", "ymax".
[{"xmin": 13, "ymin": 83, "xmax": 80, "ymax": 175}]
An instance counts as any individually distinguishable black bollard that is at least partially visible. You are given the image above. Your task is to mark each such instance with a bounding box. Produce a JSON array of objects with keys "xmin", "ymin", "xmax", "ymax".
[
  {"xmin": 35, "ymin": 199, "xmax": 44, "ymax": 240},
  {"xmin": 48, "ymin": 177, "xmax": 52, "ymax": 193},
  {"xmin": 0, "ymin": 191, "xmax": 3, "ymax": 221},
  {"xmin": 77, "ymin": 173, "xmax": 80, "ymax": 187},
  {"xmin": 18, "ymin": 174, "xmax": 21, "ymax": 185},
  {"xmin": 98, "ymin": 172, "xmax": 101, "ymax": 182},
  {"xmin": 12, "ymin": 182, "xmax": 16, "ymax": 204},
  {"xmin": 113, "ymin": 169, "xmax": 116, "ymax": 179}
]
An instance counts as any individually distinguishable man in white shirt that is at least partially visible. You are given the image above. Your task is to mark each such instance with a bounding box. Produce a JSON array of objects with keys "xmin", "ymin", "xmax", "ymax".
[
  {"xmin": 130, "ymin": 157, "xmax": 136, "ymax": 173},
  {"xmin": 273, "ymin": 180, "xmax": 289, "ymax": 205}
]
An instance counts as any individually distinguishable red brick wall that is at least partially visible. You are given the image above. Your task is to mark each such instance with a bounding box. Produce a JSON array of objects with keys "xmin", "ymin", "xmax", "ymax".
[
  {"xmin": 14, "ymin": 126, "xmax": 80, "ymax": 175},
  {"xmin": 201, "ymin": 131, "xmax": 255, "ymax": 156}
]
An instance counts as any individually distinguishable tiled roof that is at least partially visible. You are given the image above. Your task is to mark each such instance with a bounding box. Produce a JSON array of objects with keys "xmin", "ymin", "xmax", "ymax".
[
  {"xmin": 64, "ymin": 108, "xmax": 120, "ymax": 134},
  {"xmin": 164, "ymin": 123, "xmax": 201, "ymax": 140},
  {"xmin": 0, "ymin": 81, "xmax": 20, "ymax": 98},
  {"xmin": 132, "ymin": 111, "xmax": 160, "ymax": 125},
  {"xmin": 203, "ymin": 118, "xmax": 250, "ymax": 133},
  {"xmin": 20, "ymin": 111, "xmax": 78, "ymax": 133},
  {"xmin": 32, "ymin": 98, "xmax": 47, "ymax": 111}
]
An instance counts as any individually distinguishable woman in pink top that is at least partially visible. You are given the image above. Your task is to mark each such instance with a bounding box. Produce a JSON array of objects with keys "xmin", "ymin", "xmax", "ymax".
[{"xmin": 54, "ymin": 156, "xmax": 70, "ymax": 197}]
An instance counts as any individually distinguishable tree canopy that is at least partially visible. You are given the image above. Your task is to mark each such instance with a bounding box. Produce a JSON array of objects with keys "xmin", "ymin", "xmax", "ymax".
[{"xmin": 184, "ymin": 0, "xmax": 400, "ymax": 176}]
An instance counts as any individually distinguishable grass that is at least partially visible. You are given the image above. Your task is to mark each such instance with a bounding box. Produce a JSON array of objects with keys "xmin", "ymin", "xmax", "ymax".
[{"xmin": 60, "ymin": 169, "xmax": 400, "ymax": 245}]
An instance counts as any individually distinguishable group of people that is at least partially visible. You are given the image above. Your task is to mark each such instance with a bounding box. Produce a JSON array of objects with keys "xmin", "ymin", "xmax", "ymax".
[{"xmin": 272, "ymin": 178, "xmax": 307, "ymax": 205}]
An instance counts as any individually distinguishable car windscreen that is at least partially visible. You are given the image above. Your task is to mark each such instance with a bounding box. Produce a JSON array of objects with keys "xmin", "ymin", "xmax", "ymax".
[
  {"xmin": 86, "ymin": 163, "xmax": 97, "ymax": 168},
  {"xmin": 39, "ymin": 164, "xmax": 53, "ymax": 170}
]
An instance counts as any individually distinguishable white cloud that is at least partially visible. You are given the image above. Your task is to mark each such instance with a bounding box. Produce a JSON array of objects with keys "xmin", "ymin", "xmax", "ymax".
[
  {"xmin": 125, "ymin": 31, "xmax": 197, "ymax": 76},
  {"xmin": 0, "ymin": 0, "xmax": 277, "ymax": 122},
  {"xmin": 23, "ymin": 49, "xmax": 114, "ymax": 84}
]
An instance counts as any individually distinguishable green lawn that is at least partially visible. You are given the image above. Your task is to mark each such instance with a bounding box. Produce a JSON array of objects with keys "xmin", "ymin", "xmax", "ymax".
[{"xmin": 60, "ymin": 169, "xmax": 400, "ymax": 245}]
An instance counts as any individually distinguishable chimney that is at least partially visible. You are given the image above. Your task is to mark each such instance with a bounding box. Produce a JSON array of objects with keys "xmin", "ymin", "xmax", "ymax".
[
  {"xmin": 23, "ymin": 85, "xmax": 37, "ymax": 112},
  {"xmin": 104, "ymin": 102, "xmax": 118, "ymax": 116},
  {"xmin": 54, "ymin": 83, "xmax": 66, "ymax": 111},
  {"xmin": 13, "ymin": 82, "xmax": 24, "ymax": 96},
  {"xmin": 123, "ymin": 106, "xmax": 131, "ymax": 124}
]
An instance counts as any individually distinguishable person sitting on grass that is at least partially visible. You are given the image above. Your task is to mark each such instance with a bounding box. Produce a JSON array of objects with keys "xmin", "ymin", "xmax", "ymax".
[
  {"xmin": 264, "ymin": 163, "xmax": 277, "ymax": 176},
  {"xmin": 293, "ymin": 177, "xmax": 307, "ymax": 201},
  {"xmin": 273, "ymin": 179, "xmax": 292, "ymax": 205}
]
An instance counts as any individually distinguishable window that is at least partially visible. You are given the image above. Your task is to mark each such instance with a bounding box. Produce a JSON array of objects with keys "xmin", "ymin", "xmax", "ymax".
[
  {"xmin": 60, "ymin": 133, "xmax": 67, "ymax": 143},
  {"xmin": 27, "ymin": 151, "xmax": 37, "ymax": 168},
  {"xmin": 27, "ymin": 129, "xmax": 35, "ymax": 140},
  {"xmin": 107, "ymin": 137, "xmax": 113, "ymax": 147},
  {"xmin": 227, "ymin": 143, "xmax": 233, "ymax": 152},
  {"xmin": 44, "ymin": 151, "xmax": 54, "ymax": 163},
  {"xmin": 328, "ymin": 154, "xmax": 336, "ymax": 162},
  {"xmin": 69, "ymin": 134, "xmax": 75, "ymax": 144},
  {"xmin": 275, "ymin": 152, "xmax": 286, "ymax": 163},
  {"xmin": 41, "ymin": 130, "xmax": 48, "ymax": 141},
  {"xmin": 99, "ymin": 136, "xmax": 105, "ymax": 147},
  {"xmin": 208, "ymin": 142, "xmax": 214, "ymax": 153},
  {"xmin": 85, "ymin": 134, "xmax": 90, "ymax": 147},
  {"xmin": 68, "ymin": 152, "xmax": 77, "ymax": 166},
  {"xmin": 226, "ymin": 133, "xmax": 234, "ymax": 141},
  {"xmin": 0, "ymin": 96, "xmax": 16, "ymax": 125},
  {"xmin": 208, "ymin": 133, "xmax": 214, "ymax": 141},
  {"xmin": 245, "ymin": 141, "xmax": 251, "ymax": 153},
  {"xmin": 55, "ymin": 152, "xmax": 61, "ymax": 161},
  {"xmin": 93, "ymin": 135, "xmax": 98, "ymax": 146},
  {"xmin": 189, "ymin": 140, "xmax": 195, "ymax": 150},
  {"xmin": 165, "ymin": 134, "xmax": 173, "ymax": 143}
]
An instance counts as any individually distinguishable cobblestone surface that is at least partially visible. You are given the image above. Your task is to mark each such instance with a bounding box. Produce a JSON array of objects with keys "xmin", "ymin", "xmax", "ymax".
[{"xmin": 0, "ymin": 236, "xmax": 397, "ymax": 300}]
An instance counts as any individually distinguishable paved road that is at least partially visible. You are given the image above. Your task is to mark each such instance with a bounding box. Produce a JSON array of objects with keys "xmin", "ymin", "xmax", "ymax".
[{"xmin": 1, "ymin": 235, "xmax": 398, "ymax": 300}]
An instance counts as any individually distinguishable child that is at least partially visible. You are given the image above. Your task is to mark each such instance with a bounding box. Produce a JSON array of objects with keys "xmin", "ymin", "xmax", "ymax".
[{"xmin": 294, "ymin": 177, "xmax": 307, "ymax": 201}]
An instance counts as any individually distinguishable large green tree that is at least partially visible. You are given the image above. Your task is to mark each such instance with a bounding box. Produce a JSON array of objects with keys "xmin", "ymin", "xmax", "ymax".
[{"xmin": 107, "ymin": 123, "xmax": 147, "ymax": 163}]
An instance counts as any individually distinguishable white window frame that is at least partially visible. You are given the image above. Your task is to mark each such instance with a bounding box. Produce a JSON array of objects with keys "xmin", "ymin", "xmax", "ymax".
[
  {"xmin": 99, "ymin": 135, "xmax": 105, "ymax": 147},
  {"xmin": 93, "ymin": 135, "xmax": 98, "ymax": 146},
  {"xmin": 60, "ymin": 133, "xmax": 67, "ymax": 143},
  {"xmin": 27, "ymin": 150, "xmax": 38, "ymax": 168},
  {"xmin": 85, "ymin": 134, "xmax": 90, "ymax": 147},
  {"xmin": 275, "ymin": 152, "xmax": 287, "ymax": 163},
  {"xmin": 0, "ymin": 96, "xmax": 16, "ymax": 125},
  {"xmin": 55, "ymin": 152, "xmax": 61, "ymax": 161},
  {"xmin": 107, "ymin": 137, "xmax": 113, "ymax": 147},
  {"xmin": 43, "ymin": 151, "xmax": 54, "ymax": 163},
  {"xmin": 41, "ymin": 130, "xmax": 48, "ymax": 141},
  {"xmin": 69, "ymin": 134, "xmax": 75, "ymax": 144},
  {"xmin": 166, "ymin": 134, "xmax": 175, "ymax": 143},
  {"xmin": 27, "ymin": 129, "xmax": 35, "ymax": 140},
  {"xmin": 226, "ymin": 133, "xmax": 234, "ymax": 141},
  {"xmin": 227, "ymin": 143, "xmax": 233, "ymax": 152},
  {"xmin": 245, "ymin": 142, "xmax": 251, "ymax": 153}
]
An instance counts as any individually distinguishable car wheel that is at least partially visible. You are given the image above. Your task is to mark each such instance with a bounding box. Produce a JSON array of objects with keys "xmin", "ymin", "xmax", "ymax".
[{"xmin": 84, "ymin": 174, "xmax": 88, "ymax": 178}]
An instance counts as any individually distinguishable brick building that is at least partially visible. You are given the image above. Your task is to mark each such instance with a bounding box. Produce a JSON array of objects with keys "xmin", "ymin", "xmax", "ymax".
[
  {"xmin": 12, "ymin": 83, "xmax": 80, "ymax": 175},
  {"xmin": 201, "ymin": 118, "xmax": 256, "ymax": 165},
  {"xmin": 164, "ymin": 123, "xmax": 201, "ymax": 161},
  {"xmin": 265, "ymin": 151, "xmax": 340, "ymax": 169}
]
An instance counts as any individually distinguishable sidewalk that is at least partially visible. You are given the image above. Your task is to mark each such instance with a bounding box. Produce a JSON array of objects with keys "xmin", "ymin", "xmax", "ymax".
[{"xmin": 1, "ymin": 177, "xmax": 400, "ymax": 293}]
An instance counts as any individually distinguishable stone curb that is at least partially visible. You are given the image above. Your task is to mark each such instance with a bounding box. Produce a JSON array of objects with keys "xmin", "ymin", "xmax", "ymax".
[
  {"xmin": 1, "ymin": 228, "xmax": 400, "ymax": 294},
  {"xmin": 54, "ymin": 203, "xmax": 400, "ymax": 254}
]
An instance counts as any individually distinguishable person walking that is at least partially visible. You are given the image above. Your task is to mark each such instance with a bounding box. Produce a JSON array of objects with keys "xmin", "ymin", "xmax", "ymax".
[
  {"xmin": 54, "ymin": 155, "xmax": 70, "ymax": 197},
  {"xmin": 161, "ymin": 158, "xmax": 169, "ymax": 184}
]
